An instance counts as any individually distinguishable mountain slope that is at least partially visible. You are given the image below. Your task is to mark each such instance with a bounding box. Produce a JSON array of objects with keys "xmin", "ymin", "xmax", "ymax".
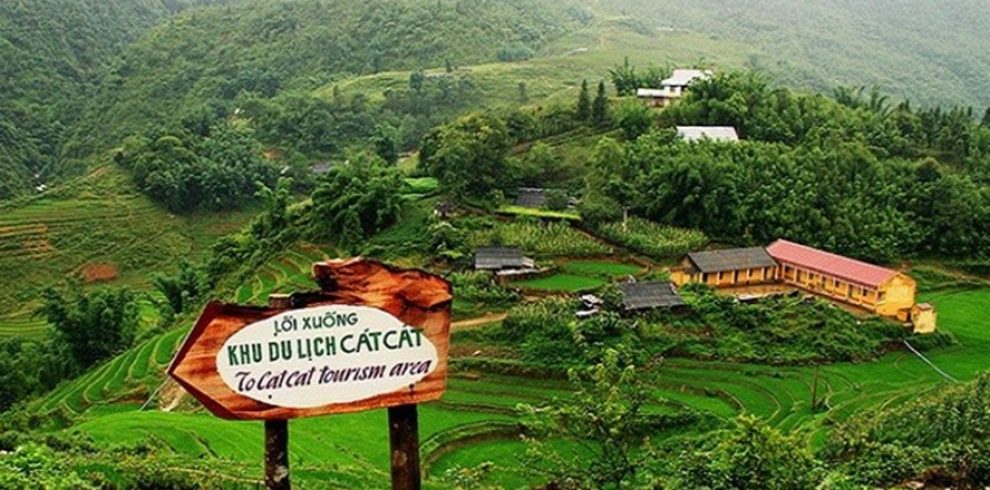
[
  {"xmin": 608, "ymin": 0, "xmax": 990, "ymax": 108},
  {"xmin": 64, "ymin": 0, "xmax": 592, "ymax": 158},
  {"xmin": 0, "ymin": 0, "xmax": 238, "ymax": 198}
]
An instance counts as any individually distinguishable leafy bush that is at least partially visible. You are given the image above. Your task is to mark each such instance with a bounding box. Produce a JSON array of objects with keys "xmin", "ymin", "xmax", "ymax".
[
  {"xmin": 594, "ymin": 217, "xmax": 708, "ymax": 258},
  {"xmin": 639, "ymin": 285, "xmax": 913, "ymax": 365},
  {"xmin": 448, "ymin": 271, "xmax": 520, "ymax": 307}
]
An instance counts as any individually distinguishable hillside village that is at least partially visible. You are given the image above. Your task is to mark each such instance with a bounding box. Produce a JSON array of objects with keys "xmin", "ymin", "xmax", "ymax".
[{"xmin": 1, "ymin": 1, "xmax": 990, "ymax": 488}]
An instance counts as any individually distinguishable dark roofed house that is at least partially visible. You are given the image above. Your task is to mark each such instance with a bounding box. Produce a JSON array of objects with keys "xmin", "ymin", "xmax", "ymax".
[
  {"xmin": 514, "ymin": 188, "xmax": 547, "ymax": 209},
  {"xmin": 618, "ymin": 281, "xmax": 686, "ymax": 312},
  {"xmin": 474, "ymin": 247, "xmax": 534, "ymax": 271},
  {"xmin": 671, "ymin": 247, "xmax": 779, "ymax": 288}
]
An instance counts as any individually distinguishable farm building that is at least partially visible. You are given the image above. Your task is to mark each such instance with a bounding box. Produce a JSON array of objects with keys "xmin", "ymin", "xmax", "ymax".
[
  {"xmin": 618, "ymin": 281, "xmax": 686, "ymax": 313},
  {"xmin": 636, "ymin": 68, "xmax": 711, "ymax": 107},
  {"xmin": 766, "ymin": 239, "xmax": 917, "ymax": 319},
  {"xmin": 474, "ymin": 247, "xmax": 538, "ymax": 280},
  {"xmin": 670, "ymin": 247, "xmax": 778, "ymax": 288},
  {"xmin": 514, "ymin": 188, "xmax": 547, "ymax": 208},
  {"xmin": 676, "ymin": 126, "xmax": 740, "ymax": 142}
]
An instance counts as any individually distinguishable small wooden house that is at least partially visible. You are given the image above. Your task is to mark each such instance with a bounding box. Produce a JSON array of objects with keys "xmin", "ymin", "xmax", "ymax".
[
  {"xmin": 671, "ymin": 247, "xmax": 779, "ymax": 288},
  {"xmin": 618, "ymin": 281, "xmax": 686, "ymax": 313},
  {"xmin": 636, "ymin": 69, "xmax": 711, "ymax": 107}
]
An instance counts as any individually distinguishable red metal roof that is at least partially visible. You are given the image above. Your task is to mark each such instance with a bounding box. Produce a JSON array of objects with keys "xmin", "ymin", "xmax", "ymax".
[{"xmin": 766, "ymin": 239, "xmax": 897, "ymax": 288}]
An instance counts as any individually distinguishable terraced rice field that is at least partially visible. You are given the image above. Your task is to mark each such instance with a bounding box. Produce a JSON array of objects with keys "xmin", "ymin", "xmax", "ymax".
[
  {"xmin": 231, "ymin": 244, "xmax": 338, "ymax": 305},
  {"xmin": 41, "ymin": 281, "xmax": 989, "ymax": 488},
  {"xmin": 0, "ymin": 166, "xmax": 256, "ymax": 338}
]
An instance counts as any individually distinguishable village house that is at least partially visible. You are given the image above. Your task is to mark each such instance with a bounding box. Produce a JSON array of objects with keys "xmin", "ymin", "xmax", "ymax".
[
  {"xmin": 671, "ymin": 239, "xmax": 934, "ymax": 332},
  {"xmin": 618, "ymin": 281, "xmax": 687, "ymax": 313},
  {"xmin": 670, "ymin": 247, "xmax": 778, "ymax": 288},
  {"xmin": 473, "ymin": 246, "xmax": 538, "ymax": 281},
  {"xmin": 636, "ymin": 69, "xmax": 711, "ymax": 107},
  {"xmin": 676, "ymin": 126, "xmax": 740, "ymax": 143}
]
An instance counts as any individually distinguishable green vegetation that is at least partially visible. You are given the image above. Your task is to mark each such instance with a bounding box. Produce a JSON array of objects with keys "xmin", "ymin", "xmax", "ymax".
[
  {"xmin": 588, "ymin": 71, "xmax": 990, "ymax": 262},
  {"xmin": 496, "ymin": 205, "xmax": 581, "ymax": 221},
  {"xmin": 593, "ymin": 217, "xmax": 708, "ymax": 259},
  {"xmin": 512, "ymin": 273, "xmax": 605, "ymax": 292},
  {"xmin": 560, "ymin": 260, "xmax": 643, "ymax": 278},
  {"xmin": 465, "ymin": 218, "xmax": 611, "ymax": 257}
]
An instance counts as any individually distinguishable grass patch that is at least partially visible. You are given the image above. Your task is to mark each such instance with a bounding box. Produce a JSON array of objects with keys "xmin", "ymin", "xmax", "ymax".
[
  {"xmin": 496, "ymin": 205, "xmax": 580, "ymax": 221},
  {"xmin": 561, "ymin": 259, "xmax": 642, "ymax": 278},
  {"xmin": 512, "ymin": 273, "xmax": 605, "ymax": 292}
]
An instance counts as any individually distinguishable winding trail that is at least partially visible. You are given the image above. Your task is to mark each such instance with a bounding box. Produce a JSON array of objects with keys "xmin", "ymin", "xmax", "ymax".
[{"xmin": 451, "ymin": 312, "xmax": 507, "ymax": 331}]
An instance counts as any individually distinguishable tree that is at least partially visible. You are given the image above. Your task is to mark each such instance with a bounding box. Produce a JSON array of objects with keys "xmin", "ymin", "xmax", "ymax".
[
  {"xmin": 152, "ymin": 260, "xmax": 208, "ymax": 315},
  {"xmin": 608, "ymin": 56, "xmax": 638, "ymax": 96},
  {"xmin": 308, "ymin": 153, "xmax": 404, "ymax": 248},
  {"xmin": 372, "ymin": 123, "xmax": 399, "ymax": 165},
  {"xmin": 592, "ymin": 81, "xmax": 609, "ymax": 125},
  {"xmin": 39, "ymin": 286, "xmax": 139, "ymax": 368},
  {"xmin": 421, "ymin": 112, "xmax": 511, "ymax": 201},
  {"xmin": 982, "ymin": 107, "xmax": 990, "ymax": 127},
  {"xmin": 519, "ymin": 349, "xmax": 662, "ymax": 489},
  {"xmin": 673, "ymin": 416, "xmax": 822, "ymax": 489},
  {"xmin": 576, "ymin": 79, "xmax": 591, "ymax": 120},
  {"xmin": 517, "ymin": 81, "xmax": 528, "ymax": 103},
  {"xmin": 409, "ymin": 70, "xmax": 425, "ymax": 92},
  {"xmin": 615, "ymin": 101, "xmax": 652, "ymax": 140}
]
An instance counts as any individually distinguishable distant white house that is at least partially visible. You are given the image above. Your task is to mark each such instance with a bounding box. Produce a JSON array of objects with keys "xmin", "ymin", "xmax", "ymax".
[
  {"xmin": 636, "ymin": 69, "xmax": 712, "ymax": 107},
  {"xmin": 676, "ymin": 126, "xmax": 740, "ymax": 142}
]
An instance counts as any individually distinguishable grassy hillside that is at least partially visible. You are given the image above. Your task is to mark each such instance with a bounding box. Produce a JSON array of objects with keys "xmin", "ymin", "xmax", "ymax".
[
  {"xmin": 0, "ymin": 165, "xmax": 255, "ymax": 338},
  {"xmin": 608, "ymin": 0, "xmax": 990, "ymax": 108}
]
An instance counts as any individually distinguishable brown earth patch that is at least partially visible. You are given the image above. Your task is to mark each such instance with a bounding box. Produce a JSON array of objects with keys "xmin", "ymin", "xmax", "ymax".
[{"xmin": 81, "ymin": 263, "xmax": 119, "ymax": 283}]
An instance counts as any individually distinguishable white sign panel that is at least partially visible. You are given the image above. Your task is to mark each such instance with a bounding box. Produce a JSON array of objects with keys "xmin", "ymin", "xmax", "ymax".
[{"xmin": 216, "ymin": 305, "xmax": 438, "ymax": 408}]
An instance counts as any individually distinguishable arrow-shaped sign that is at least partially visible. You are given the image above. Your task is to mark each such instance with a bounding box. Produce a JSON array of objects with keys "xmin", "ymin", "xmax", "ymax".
[{"xmin": 168, "ymin": 259, "xmax": 452, "ymax": 420}]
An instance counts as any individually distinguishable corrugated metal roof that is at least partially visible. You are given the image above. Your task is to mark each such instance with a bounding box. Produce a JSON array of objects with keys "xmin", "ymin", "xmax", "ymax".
[
  {"xmin": 662, "ymin": 69, "xmax": 711, "ymax": 87},
  {"xmin": 514, "ymin": 188, "xmax": 547, "ymax": 208},
  {"xmin": 766, "ymin": 239, "xmax": 897, "ymax": 288},
  {"xmin": 687, "ymin": 247, "xmax": 777, "ymax": 273},
  {"xmin": 619, "ymin": 281, "xmax": 686, "ymax": 311},
  {"xmin": 677, "ymin": 126, "xmax": 739, "ymax": 142},
  {"xmin": 475, "ymin": 247, "xmax": 528, "ymax": 270}
]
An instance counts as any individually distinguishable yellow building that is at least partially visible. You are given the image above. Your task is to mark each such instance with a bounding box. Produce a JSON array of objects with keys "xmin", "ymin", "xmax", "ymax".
[
  {"xmin": 673, "ymin": 239, "xmax": 934, "ymax": 333},
  {"xmin": 671, "ymin": 247, "xmax": 779, "ymax": 288},
  {"xmin": 766, "ymin": 239, "xmax": 928, "ymax": 330}
]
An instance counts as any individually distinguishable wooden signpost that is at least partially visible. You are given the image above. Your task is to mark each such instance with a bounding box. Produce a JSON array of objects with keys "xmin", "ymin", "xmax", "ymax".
[{"xmin": 168, "ymin": 258, "xmax": 452, "ymax": 489}]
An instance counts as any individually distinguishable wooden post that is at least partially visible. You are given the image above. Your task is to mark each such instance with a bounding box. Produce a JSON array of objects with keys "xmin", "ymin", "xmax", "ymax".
[
  {"xmin": 266, "ymin": 294, "xmax": 292, "ymax": 490},
  {"xmin": 265, "ymin": 419, "xmax": 290, "ymax": 490},
  {"xmin": 388, "ymin": 404, "xmax": 422, "ymax": 490}
]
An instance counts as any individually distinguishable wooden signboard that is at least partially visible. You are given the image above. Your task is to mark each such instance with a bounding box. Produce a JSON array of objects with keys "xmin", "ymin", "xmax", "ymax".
[{"xmin": 168, "ymin": 259, "xmax": 452, "ymax": 420}]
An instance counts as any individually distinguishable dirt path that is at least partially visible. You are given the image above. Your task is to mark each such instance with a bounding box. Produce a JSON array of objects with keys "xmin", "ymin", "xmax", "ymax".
[{"xmin": 452, "ymin": 312, "xmax": 507, "ymax": 331}]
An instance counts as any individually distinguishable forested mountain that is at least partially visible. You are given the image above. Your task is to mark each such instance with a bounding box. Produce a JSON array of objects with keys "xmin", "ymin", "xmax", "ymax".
[
  {"xmin": 608, "ymin": 0, "xmax": 990, "ymax": 109},
  {"xmin": 0, "ymin": 0, "xmax": 238, "ymax": 199},
  {"xmin": 64, "ymin": 0, "xmax": 591, "ymax": 159}
]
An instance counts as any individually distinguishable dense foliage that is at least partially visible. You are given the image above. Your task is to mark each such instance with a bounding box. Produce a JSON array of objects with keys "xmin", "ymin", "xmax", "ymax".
[
  {"xmin": 640, "ymin": 284, "xmax": 942, "ymax": 365},
  {"xmin": 308, "ymin": 154, "xmax": 405, "ymax": 249},
  {"xmin": 588, "ymin": 71, "xmax": 990, "ymax": 262},
  {"xmin": 116, "ymin": 123, "xmax": 277, "ymax": 212}
]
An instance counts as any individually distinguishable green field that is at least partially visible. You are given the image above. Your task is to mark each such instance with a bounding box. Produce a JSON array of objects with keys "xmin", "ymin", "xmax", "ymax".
[
  {"xmin": 496, "ymin": 205, "xmax": 581, "ymax": 221},
  {"xmin": 561, "ymin": 259, "xmax": 643, "ymax": 278},
  {"xmin": 512, "ymin": 273, "xmax": 606, "ymax": 292}
]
